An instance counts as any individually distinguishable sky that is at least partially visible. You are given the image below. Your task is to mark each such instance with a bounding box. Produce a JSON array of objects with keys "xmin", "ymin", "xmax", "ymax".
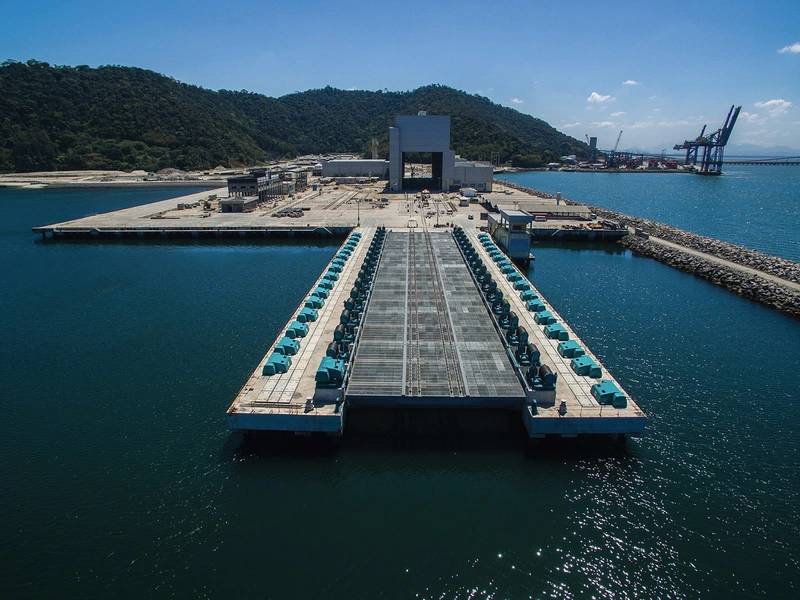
[{"xmin": 2, "ymin": 0, "xmax": 799, "ymax": 152}]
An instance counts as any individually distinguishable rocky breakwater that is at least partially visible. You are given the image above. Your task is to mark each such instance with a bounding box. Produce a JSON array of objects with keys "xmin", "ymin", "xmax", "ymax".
[
  {"xmin": 587, "ymin": 207, "xmax": 800, "ymax": 284},
  {"xmin": 621, "ymin": 235, "xmax": 800, "ymax": 318},
  {"xmin": 494, "ymin": 179, "xmax": 800, "ymax": 318}
]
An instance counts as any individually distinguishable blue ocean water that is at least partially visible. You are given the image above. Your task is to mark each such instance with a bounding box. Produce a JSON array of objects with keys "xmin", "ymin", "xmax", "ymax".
[
  {"xmin": 498, "ymin": 167, "xmax": 800, "ymax": 261},
  {"xmin": 1, "ymin": 186, "xmax": 799, "ymax": 598}
]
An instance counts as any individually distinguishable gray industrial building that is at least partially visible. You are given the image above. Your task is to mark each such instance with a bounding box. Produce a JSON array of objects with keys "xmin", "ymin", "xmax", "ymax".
[
  {"xmin": 389, "ymin": 113, "xmax": 492, "ymax": 193},
  {"xmin": 227, "ymin": 174, "xmax": 282, "ymax": 201},
  {"xmin": 282, "ymin": 168, "xmax": 309, "ymax": 192},
  {"xmin": 322, "ymin": 159, "xmax": 389, "ymax": 178},
  {"xmin": 453, "ymin": 158, "xmax": 493, "ymax": 192}
]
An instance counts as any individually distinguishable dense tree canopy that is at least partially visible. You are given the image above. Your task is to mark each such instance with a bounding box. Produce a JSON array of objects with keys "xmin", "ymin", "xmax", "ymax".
[{"xmin": 0, "ymin": 60, "xmax": 587, "ymax": 172}]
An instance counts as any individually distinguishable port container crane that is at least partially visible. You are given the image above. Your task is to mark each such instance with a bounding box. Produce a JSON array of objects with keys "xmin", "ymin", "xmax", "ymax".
[{"xmin": 673, "ymin": 105, "xmax": 741, "ymax": 175}]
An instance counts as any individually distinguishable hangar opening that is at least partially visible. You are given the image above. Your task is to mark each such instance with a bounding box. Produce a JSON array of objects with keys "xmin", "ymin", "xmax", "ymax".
[{"xmin": 401, "ymin": 151, "xmax": 443, "ymax": 192}]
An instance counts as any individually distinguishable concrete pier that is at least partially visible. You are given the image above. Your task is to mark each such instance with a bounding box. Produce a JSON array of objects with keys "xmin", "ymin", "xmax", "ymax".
[
  {"xmin": 32, "ymin": 180, "xmax": 648, "ymax": 438},
  {"xmin": 226, "ymin": 224, "xmax": 646, "ymax": 439},
  {"xmin": 226, "ymin": 228, "xmax": 376, "ymax": 433},
  {"xmin": 464, "ymin": 229, "xmax": 646, "ymax": 436}
]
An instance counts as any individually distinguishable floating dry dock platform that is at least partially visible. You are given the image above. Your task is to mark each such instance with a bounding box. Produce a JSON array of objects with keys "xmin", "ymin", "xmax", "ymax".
[{"xmin": 227, "ymin": 226, "xmax": 646, "ymax": 438}]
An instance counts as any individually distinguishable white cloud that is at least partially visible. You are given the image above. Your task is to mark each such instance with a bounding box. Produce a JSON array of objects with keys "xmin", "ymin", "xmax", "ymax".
[
  {"xmin": 778, "ymin": 42, "xmax": 800, "ymax": 54},
  {"xmin": 510, "ymin": 97, "xmax": 524, "ymax": 105},
  {"xmin": 610, "ymin": 111, "xmax": 626, "ymax": 117},
  {"xmin": 648, "ymin": 95, "xmax": 658, "ymax": 101},
  {"xmin": 561, "ymin": 122, "xmax": 581, "ymax": 129},
  {"xmin": 587, "ymin": 91, "xmax": 614, "ymax": 104},
  {"xmin": 591, "ymin": 121, "xmax": 615, "ymax": 128},
  {"xmin": 740, "ymin": 111, "xmax": 765, "ymax": 124},
  {"xmin": 622, "ymin": 80, "xmax": 639, "ymax": 86},
  {"xmin": 656, "ymin": 119, "xmax": 691, "ymax": 127},
  {"xmin": 755, "ymin": 98, "xmax": 792, "ymax": 116}
]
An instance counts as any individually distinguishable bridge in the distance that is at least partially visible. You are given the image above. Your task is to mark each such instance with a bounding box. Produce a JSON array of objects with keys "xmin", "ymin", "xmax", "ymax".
[{"xmin": 723, "ymin": 156, "xmax": 800, "ymax": 166}]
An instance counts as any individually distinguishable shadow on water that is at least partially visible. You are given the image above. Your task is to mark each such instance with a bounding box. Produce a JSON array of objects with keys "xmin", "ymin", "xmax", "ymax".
[
  {"xmin": 222, "ymin": 408, "xmax": 634, "ymax": 465},
  {"xmin": 531, "ymin": 239, "xmax": 627, "ymax": 254},
  {"xmin": 33, "ymin": 236, "xmax": 344, "ymax": 249}
]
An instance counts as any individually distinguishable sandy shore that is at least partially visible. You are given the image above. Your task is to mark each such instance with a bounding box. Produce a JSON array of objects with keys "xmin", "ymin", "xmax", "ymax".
[{"xmin": 0, "ymin": 169, "xmax": 229, "ymax": 188}]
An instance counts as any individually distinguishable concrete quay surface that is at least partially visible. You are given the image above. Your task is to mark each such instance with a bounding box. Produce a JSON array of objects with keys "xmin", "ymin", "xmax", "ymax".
[{"xmin": 32, "ymin": 180, "xmax": 618, "ymax": 239}]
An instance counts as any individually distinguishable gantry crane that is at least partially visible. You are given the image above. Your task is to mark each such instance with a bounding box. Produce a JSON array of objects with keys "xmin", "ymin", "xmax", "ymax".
[{"xmin": 673, "ymin": 105, "xmax": 741, "ymax": 175}]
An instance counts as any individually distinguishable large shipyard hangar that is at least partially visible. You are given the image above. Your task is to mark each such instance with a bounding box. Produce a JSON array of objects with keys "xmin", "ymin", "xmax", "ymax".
[{"xmin": 388, "ymin": 113, "xmax": 492, "ymax": 193}]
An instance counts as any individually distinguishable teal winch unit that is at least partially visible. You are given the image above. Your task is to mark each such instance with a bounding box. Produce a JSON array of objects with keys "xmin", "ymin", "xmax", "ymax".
[
  {"xmin": 527, "ymin": 298, "xmax": 546, "ymax": 312},
  {"xmin": 571, "ymin": 354, "xmax": 602, "ymax": 378},
  {"xmin": 544, "ymin": 322, "xmax": 569, "ymax": 340},
  {"xmin": 591, "ymin": 379, "xmax": 628, "ymax": 408},
  {"xmin": 305, "ymin": 296, "xmax": 324, "ymax": 310},
  {"xmin": 298, "ymin": 306, "xmax": 318, "ymax": 323},
  {"xmin": 534, "ymin": 310, "xmax": 555, "ymax": 325},
  {"xmin": 286, "ymin": 320, "xmax": 309, "ymax": 339},
  {"xmin": 311, "ymin": 286, "xmax": 329, "ymax": 300},
  {"xmin": 520, "ymin": 290, "xmax": 537, "ymax": 302},
  {"xmin": 275, "ymin": 335, "xmax": 300, "ymax": 356},
  {"xmin": 315, "ymin": 356, "xmax": 346, "ymax": 387},
  {"xmin": 557, "ymin": 340, "xmax": 584, "ymax": 358},
  {"xmin": 263, "ymin": 352, "xmax": 291, "ymax": 376}
]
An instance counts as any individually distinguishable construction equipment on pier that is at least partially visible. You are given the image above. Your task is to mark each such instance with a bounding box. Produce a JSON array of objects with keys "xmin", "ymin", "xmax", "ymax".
[{"xmin": 674, "ymin": 105, "xmax": 741, "ymax": 175}]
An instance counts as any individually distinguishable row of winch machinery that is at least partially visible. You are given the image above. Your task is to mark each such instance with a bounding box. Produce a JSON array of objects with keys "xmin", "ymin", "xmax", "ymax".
[
  {"xmin": 314, "ymin": 227, "xmax": 388, "ymax": 388},
  {"xmin": 452, "ymin": 227, "xmax": 555, "ymax": 404},
  {"xmin": 259, "ymin": 225, "xmax": 626, "ymax": 411},
  {"xmin": 260, "ymin": 230, "xmax": 367, "ymax": 378},
  {"xmin": 452, "ymin": 227, "xmax": 629, "ymax": 411}
]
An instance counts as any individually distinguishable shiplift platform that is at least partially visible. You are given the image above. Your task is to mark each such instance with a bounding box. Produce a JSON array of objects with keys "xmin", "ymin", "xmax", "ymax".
[{"xmin": 226, "ymin": 226, "xmax": 646, "ymax": 438}]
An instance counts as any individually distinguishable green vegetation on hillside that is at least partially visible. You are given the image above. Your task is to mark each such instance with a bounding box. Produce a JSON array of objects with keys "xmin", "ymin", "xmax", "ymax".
[{"xmin": 0, "ymin": 60, "xmax": 587, "ymax": 172}]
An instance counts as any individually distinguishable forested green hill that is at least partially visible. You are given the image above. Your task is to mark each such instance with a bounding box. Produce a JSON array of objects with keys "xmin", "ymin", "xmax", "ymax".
[{"xmin": 0, "ymin": 60, "xmax": 587, "ymax": 172}]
